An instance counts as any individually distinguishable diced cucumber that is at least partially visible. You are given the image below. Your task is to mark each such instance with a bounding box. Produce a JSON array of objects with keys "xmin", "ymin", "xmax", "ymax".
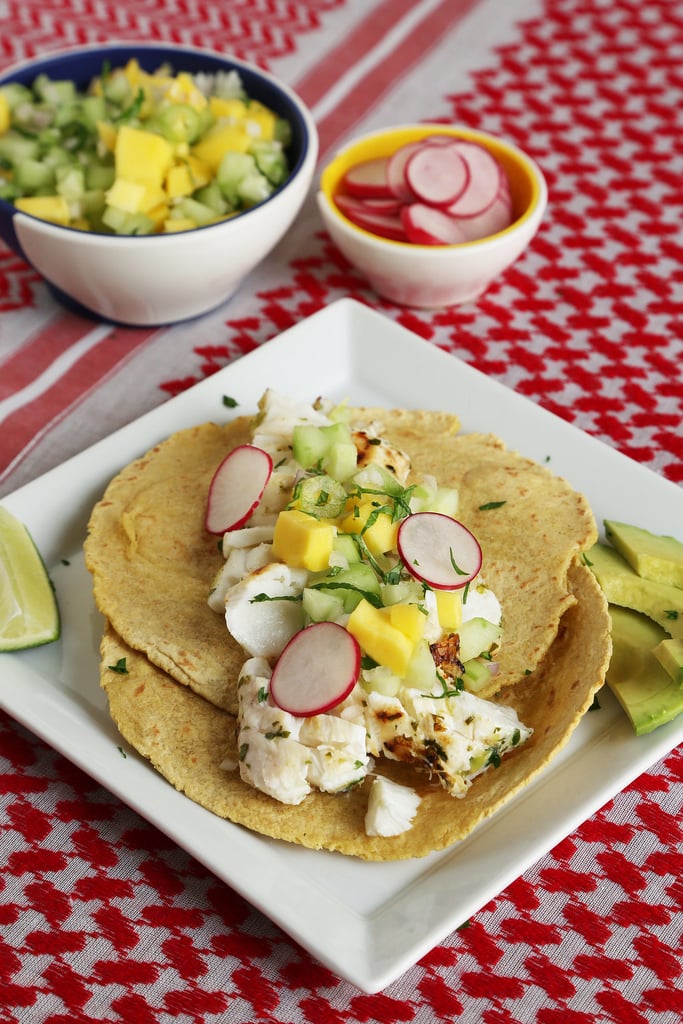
[
  {"xmin": 84, "ymin": 161, "xmax": 115, "ymax": 191},
  {"xmin": 292, "ymin": 424, "xmax": 329, "ymax": 469},
  {"xmin": 14, "ymin": 159, "xmax": 56, "ymax": 194},
  {"xmin": 101, "ymin": 204, "xmax": 155, "ymax": 235},
  {"xmin": 321, "ymin": 422, "xmax": 353, "ymax": 447},
  {"xmin": 42, "ymin": 146, "xmax": 74, "ymax": 169},
  {"xmin": 461, "ymin": 658, "xmax": 494, "ymax": 693},
  {"xmin": 361, "ymin": 664, "xmax": 401, "ymax": 697},
  {"xmin": 0, "ymin": 82, "xmax": 33, "ymax": 110},
  {"xmin": 323, "ymin": 440, "xmax": 358, "ymax": 482},
  {"xmin": 34, "ymin": 74, "xmax": 77, "ymax": 106},
  {"xmin": 172, "ymin": 196, "xmax": 217, "ymax": 226},
  {"xmin": 302, "ymin": 587, "xmax": 345, "ymax": 624},
  {"xmin": 458, "ymin": 617, "xmax": 502, "ymax": 663},
  {"xmin": 102, "ymin": 70, "xmax": 134, "ymax": 106},
  {"xmin": 237, "ymin": 167, "xmax": 273, "ymax": 206},
  {"xmin": 312, "ymin": 562, "xmax": 381, "ymax": 613},
  {"xmin": 292, "ymin": 422, "xmax": 357, "ymax": 482},
  {"xmin": 380, "ymin": 579, "xmax": 425, "ymax": 607},
  {"xmin": 55, "ymin": 164, "xmax": 85, "ymax": 201},
  {"xmin": 274, "ymin": 117, "xmax": 292, "ymax": 147},
  {"xmin": 404, "ymin": 640, "xmax": 439, "ymax": 691},
  {"xmin": 250, "ymin": 139, "xmax": 288, "ymax": 185},
  {"xmin": 216, "ymin": 151, "xmax": 256, "ymax": 204},
  {"xmin": 80, "ymin": 95, "xmax": 107, "ymax": 131},
  {"xmin": 0, "ymin": 131, "xmax": 40, "ymax": 165},
  {"xmin": 332, "ymin": 533, "xmax": 361, "ymax": 565},
  {"xmin": 0, "ymin": 180, "xmax": 19, "ymax": 200},
  {"xmin": 194, "ymin": 181, "xmax": 230, "ymax": 216}
]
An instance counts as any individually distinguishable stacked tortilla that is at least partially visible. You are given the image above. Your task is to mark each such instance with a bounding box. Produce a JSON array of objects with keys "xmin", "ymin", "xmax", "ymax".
[{"xmin": 84, "ymin": 407, "xmax": 611, "ymax": 860}]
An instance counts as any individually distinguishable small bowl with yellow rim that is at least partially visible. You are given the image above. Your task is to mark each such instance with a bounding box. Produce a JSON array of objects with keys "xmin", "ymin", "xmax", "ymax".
[{"xmin": 317, "ymin": 123, "xmax": 547, "ymax": 308}]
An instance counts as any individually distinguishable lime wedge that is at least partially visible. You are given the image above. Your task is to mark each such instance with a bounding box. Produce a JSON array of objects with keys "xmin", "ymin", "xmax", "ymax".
[{"xmin": 0, "ymin": 506, "xmax": 60, "ymax": 651}]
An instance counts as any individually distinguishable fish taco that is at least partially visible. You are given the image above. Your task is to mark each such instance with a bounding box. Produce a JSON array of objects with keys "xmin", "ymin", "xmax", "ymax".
[{"xmin": 85, "ymin": 391, "xmax": 610, "ymax": 859}]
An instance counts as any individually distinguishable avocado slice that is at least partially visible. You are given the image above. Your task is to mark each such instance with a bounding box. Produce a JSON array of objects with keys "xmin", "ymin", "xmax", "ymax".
[
  {"xmin": 652, "ymin": 637, "xmax": 683, "ymax": 687},
  {"xmin": 586, "ymin": 543, "xmax": 683, "ymax": 639},
  {"xmin": 607, "ymin": 607, "xmax": 683, "ymax": 734},
  {"xmin": 604, "ymin": 520, "xmax": 683, "ymax": 588}
]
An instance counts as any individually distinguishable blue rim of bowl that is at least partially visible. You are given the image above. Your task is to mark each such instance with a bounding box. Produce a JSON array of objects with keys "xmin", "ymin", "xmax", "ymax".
[{"xmin": 0, "ymin": 42, "xmax": 314, "ymax": 245}]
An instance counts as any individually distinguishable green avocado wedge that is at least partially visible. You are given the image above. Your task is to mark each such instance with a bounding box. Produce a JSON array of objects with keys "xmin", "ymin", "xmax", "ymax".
[
  {"xmin": 652, "ymin": 637, "xmax": 683, "ymax": 688},
  {"xmin": 607, "ymin": 607, "xmax": 683, "ymax": 735},
  {"xmin": 604, "ymin": 519, "xmax": 683, "ymax": 589},
  {"xmin": 587, "ymin": 543, "xmax": 683, "ymax": 639}
]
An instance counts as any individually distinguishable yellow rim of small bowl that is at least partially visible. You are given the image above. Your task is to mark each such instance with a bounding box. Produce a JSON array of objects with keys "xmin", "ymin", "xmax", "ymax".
[{"xmin": 319, "ymin": 124, "xmax": 545, "ymax": 248}]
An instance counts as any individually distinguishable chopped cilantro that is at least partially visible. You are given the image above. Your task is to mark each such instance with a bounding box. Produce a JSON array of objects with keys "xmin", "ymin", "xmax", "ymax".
[
  {"xmin": 478, "ymin": 501, "xmax": 506, "ymax": 511},
  {"xmin": 108, "ymin": 657, "xmax": 128, "ymax": 674},
  {"xmin": 265, "ymin": 726, "xmax": 291, "ymax": 740},
  {"xmin": 222, "ymin": 395, "xmax": 238, "ymax": 408}
]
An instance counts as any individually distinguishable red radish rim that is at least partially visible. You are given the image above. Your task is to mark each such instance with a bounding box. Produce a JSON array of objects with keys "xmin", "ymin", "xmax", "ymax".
[
  {"xmin": 397, "ymin": 512, "xmax": 482, "ymax": 590},
  {"xmin": 404, "ymin": 143, "xmax": 470, "ymax": 208},
  {"xmin": 269, "ymin": 621, "xmax": 361, "ymax": 717},
  {"xmin": 205, "ymin": 444, "xmax": 273, "ymax": 535}
]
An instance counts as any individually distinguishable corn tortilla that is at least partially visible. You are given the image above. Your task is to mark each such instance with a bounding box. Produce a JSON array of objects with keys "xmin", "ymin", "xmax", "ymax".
[
  {"xmin": 98, "ymin": 561, "xmax": 610, "ymax": 861},
  {"xmin": 85, "ymin": 407, "xmax": 598, "ymax": 714}
]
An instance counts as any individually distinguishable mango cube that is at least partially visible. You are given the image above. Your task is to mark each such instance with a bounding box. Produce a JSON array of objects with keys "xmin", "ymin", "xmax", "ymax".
[
  {"xmin": 166, "ymin": 72, "xmax": 208, "ymax": 110},
  {"xmin": 115, "ymin": 125, "xmax": 174, "ymax": 187},
  {"xmin": 96, "ymin": 119, "xmax": 117, "ymax": 152},
  {"xmin": 341, "ymin": 501, "xmax": 398, "ymax": 557},
  {"xmin": 388, "ymin": 602, "xmax": 427, "ymax": 645},
  {"xmin": 347, "ymin": 599, "xmax": 416, "ymax": 677},
  {"xmin": 106, "ymin": 178, "xmax": 166, "ymax": 214},
  {"xmin": 272, "ymin": 509, "xmax": 336, "ymax": 572},
  {"xmin": 209, "ymin": 96, "xmax": 248, "ymax": 120},
  {"xmin": 14, "ymin": 195, "xmax": 70, "ymax": 225},
  {"xmin": 191, "ymin": 124, "xmax": 252, "ymax": 171},
  {"xmin": 435, "ymin": 589, "xmax": 463, "ymax": 631},
  {"xmin": 244, "ymin": 101, "xmax": 276, "ymax": 140},
  {"xmin": 164, "ymin": 155, "xmax": 212, "ymax": 198},
  {"xmin": 0, "ymin": 93, "xmax": 10, "ymax": 134},
  {"xmin": 163, "ymin": 217, "xmax": 197, "ymax": 233}
]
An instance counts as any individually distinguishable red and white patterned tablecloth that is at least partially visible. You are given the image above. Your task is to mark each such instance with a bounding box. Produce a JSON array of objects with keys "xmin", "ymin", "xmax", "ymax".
[{"xmin": 1, "ymin": 1, "xmax": 682, "ymax": 1021}]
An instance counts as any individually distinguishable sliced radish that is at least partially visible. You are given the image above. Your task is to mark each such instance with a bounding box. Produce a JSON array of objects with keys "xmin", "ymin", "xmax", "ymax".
[
  {"xmin": 400, "ymin": 203, "xmax": 468, "ymax": 245},
  {"xmin": 335, "ymin": 193, "xmax": 408, "ymax": 240},
  {"xmin": 356, "ymin": 196, "xmax": 403, "ymax": 215},
  {"xmin": 444, "ymin": 141, "xmax": 503, "ymax": 217},
  {"xmin": 397, "ymin": 512, "xmax": 482, "ymax": 589},
  {"xmin": 404, "ymin": 143, "xmax": 470, "ymax": 207},
  {"xmin": 269, "ymin": 621, "xmax": 361, "ymax": 717},
  {"xmin": 452, "ymin": 191, "xmax": 513, "ymax": 241},
  {"xmin": 386, "ymin": 141, "xmax": 423, "ymax": 202},
  {"xmin": 341, "ymin": 158, "xmax": 392, "ymax": 198},
  {"xmin": 205, "ymin": 444, "xmax": 273, "ymax": 535},
  {"xmin": 421, "ymin": 133, "xmax": 460, "ymax": 146}
]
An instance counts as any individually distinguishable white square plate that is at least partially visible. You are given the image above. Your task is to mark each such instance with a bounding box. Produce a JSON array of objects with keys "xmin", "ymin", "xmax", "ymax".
[{"xmin": 2, "ymin": 299, "xmax": 682, "ymax": 993}]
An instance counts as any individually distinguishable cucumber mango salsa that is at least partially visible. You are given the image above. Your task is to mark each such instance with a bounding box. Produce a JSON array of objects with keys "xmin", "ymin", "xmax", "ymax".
[{"xmin": 0, "ymin": 59, "xmax": 292, "ymax": 234}]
